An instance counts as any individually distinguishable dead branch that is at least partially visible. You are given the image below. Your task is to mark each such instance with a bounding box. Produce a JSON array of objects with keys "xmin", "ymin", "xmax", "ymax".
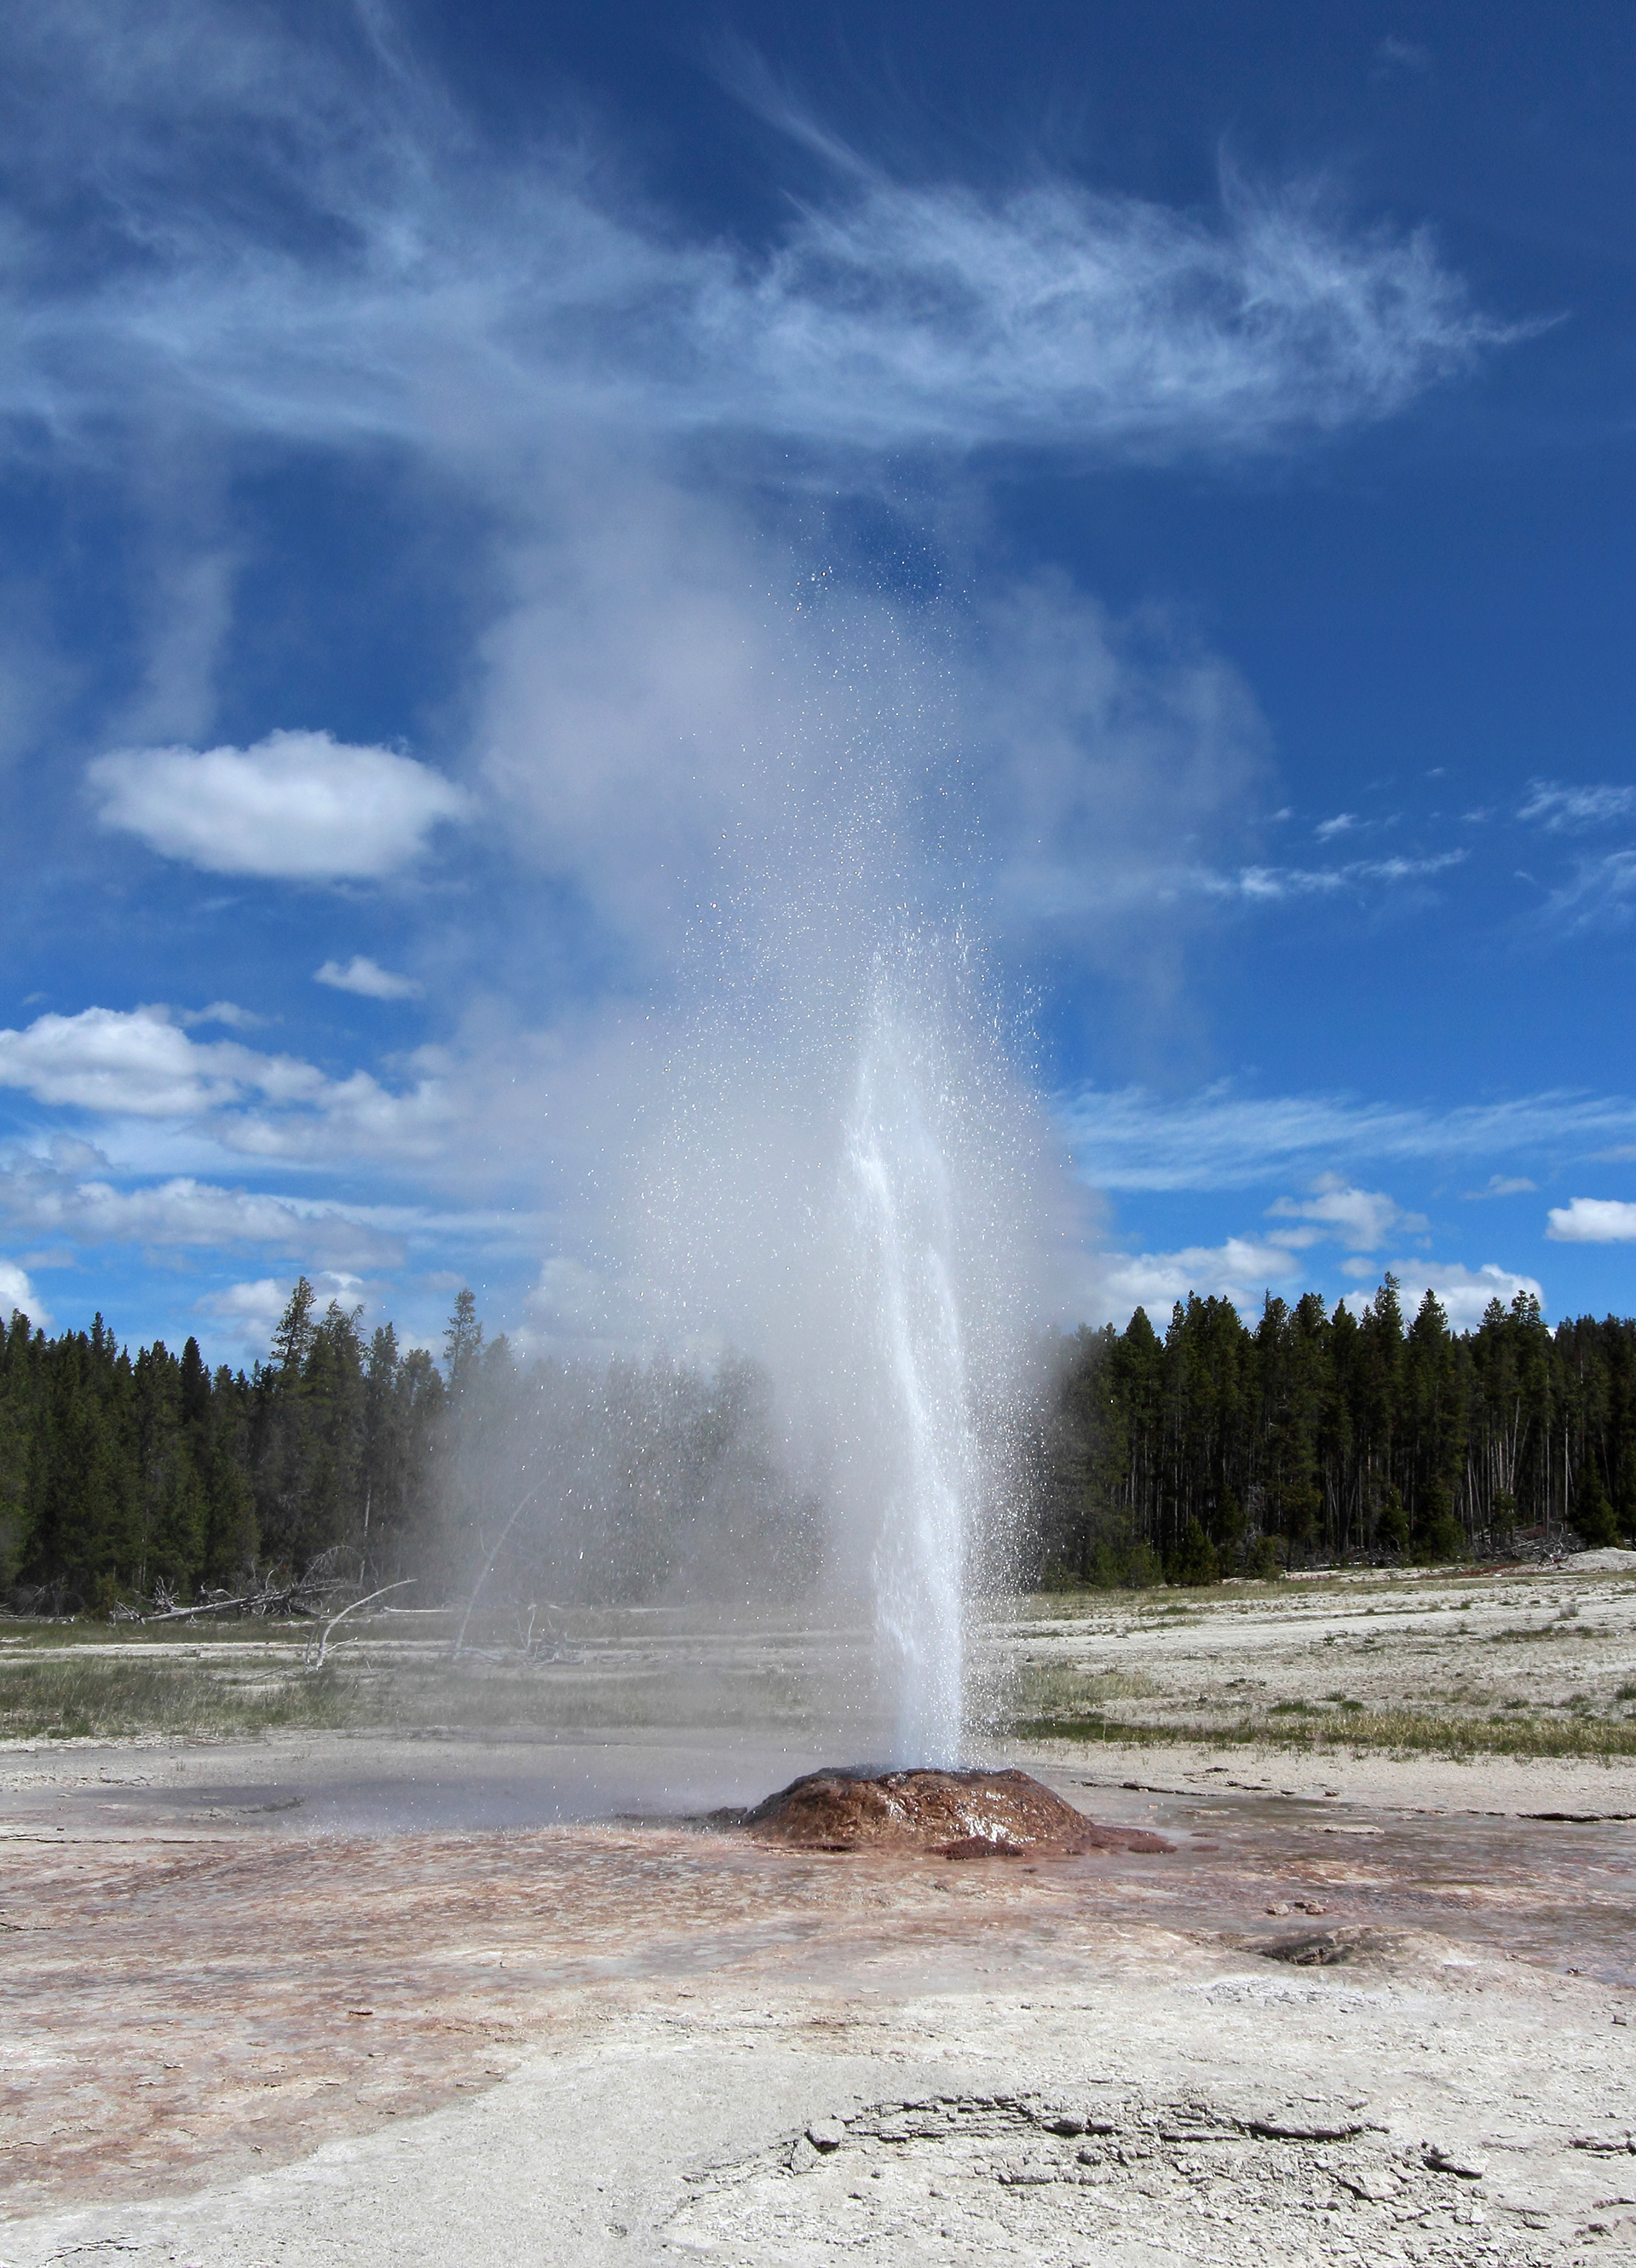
[{"xmin": 303, "ymin": 1579, "xmax": 418, "ymax": 1670}]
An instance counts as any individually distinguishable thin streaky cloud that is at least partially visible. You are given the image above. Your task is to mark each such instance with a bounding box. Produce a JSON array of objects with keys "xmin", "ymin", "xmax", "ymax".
[
  {"xmin": 1201, "ymin": 850, "xmax": 1465, "ymax": 903},
  {"xmin": 1058, "ymin": 1082, "xmax": 1636, "ymax": 1192},
  {"xmin": 1538, "ymin": 850, "xmax": 1636, "ymax": 933},
  {"xmin": 1519, "ymin": 779, "xmax": 1636, "ymax": 832},
  {"xmin": 0, "ymin": 1146, "xmax": 544, "ymax": 1264},
  {"xmin": 0, "ymin": 9, "xmax": 1526, "ymax": 466}
]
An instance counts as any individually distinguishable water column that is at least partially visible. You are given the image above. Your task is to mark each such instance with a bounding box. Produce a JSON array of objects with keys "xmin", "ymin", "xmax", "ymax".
[{"xmin": 844, "ymin": 978, "xmax": 978, "ymax": 1767}]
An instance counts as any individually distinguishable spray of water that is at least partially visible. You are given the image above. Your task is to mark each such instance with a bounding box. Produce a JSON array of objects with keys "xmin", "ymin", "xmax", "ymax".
[
  {"xmin": 598, "ymin": 600, "xmax": 1064, "ymax": 1763},
  {"xmin": 844, "ymin": 978, "xmax": 976, "ymax": 1764}
]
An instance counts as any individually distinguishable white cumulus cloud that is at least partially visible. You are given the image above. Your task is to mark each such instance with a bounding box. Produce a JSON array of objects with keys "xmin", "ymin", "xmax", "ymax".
[
  {"xmin": 1268, "ymin": 1173, "xmax": 1426, "ymax": 1250},
  {"xmin": 0, "ymin": 1256, "xmax": 48, "ymax": 1329},
  {"xmin": 88, "ymin": 730, "xmax": 468, "ymax": 880},
  {"xmin": 0, "ymin": 1003, "xmax": 457, "ymax": 1167},
  {"xmin": 315, "ymin": 956, "xmax": 423, "ymax": 1001},
  {"xmin": 195, "ymin": 1274, "xmax": 368, "ymax": 1359},
  {"xmin": 1378, "ymin": 1262, "xmax": 1544, "ymax": 1330},
  {"xmin": 0, "ymin": 1004, "xmax": 327, "ymax": 1117},
  {"xmin": 1083, "ymin": 1235, "xmax": 1301, "ymax": 1326},
  {"xmin": 1547, "ymin": 1196, "xmax": 1636, "ymax": 1243}
]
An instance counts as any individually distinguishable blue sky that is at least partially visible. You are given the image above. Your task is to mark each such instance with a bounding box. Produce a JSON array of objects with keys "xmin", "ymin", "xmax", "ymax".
[{"xmin": 2, "ymin": 0, "xmax": 1635, "ymax": 1362}]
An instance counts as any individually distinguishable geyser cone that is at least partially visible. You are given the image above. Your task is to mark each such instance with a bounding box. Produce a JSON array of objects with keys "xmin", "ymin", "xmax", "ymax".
[{"xmin": 743, "ymin": 1768, "xmax": 1175, "ymax": 1856}]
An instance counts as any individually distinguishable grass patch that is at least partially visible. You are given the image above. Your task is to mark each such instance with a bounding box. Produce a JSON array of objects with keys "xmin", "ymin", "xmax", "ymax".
[
  {"xmin": 0, "ymin": 1655, "xmax": 358, "ymax": 1740},
  {"xmin": 1018, "ymin": 1665, "xmax": 1161, "ymax": 1718},
  {"xmin": 0, "ymin": 1640, "xmax": 816, "ymax": 1740},
  {"xmin": 369, "ymin": 1662, "xmax": 814, "ymax": 1731},
  {"xmin": 1011, "ymin": 1703, "xmax": 1636, "ymax": 1761}
]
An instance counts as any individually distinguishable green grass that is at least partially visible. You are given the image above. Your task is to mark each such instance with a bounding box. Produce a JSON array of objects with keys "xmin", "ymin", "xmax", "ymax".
[
  {"xmin": 0, "ymin": 1655, "xmax": 358, "ymax": 1739},
  {"xmin": 1012, "ymin": 1702, "xmax": 1636, "ymax": 1761},
  {"xmin": 0, "ymin": 1636, "xmax": 816, "ymax": 1740}
]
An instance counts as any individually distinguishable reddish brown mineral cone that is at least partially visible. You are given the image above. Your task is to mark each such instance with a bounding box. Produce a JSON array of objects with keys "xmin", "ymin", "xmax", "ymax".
[{"xmin": 740, "ymin": 1766, "xmax": 1172, "ymax": 1856}]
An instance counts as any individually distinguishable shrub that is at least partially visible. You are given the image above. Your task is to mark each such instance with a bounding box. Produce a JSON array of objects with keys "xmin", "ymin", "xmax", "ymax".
[{"xmin": 1169, "ymin": 1518, "xmax": 1220, "ymax": 1587}]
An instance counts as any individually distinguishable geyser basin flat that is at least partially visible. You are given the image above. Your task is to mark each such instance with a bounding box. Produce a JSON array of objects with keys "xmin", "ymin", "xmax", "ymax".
[{"xmin": 739, "ymin": 1765, "xmax": 1174, "ymax": 1855}]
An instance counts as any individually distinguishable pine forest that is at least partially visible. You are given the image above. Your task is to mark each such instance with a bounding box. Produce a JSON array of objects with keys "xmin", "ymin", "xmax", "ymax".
[{"xmin": 3, "ymin": 1273, "xmax": 1633, "ymax": 1615}]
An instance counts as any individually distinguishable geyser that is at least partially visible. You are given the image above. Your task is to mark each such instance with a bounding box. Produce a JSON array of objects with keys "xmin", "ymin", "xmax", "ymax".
[
  {"xmin": 602, "ymin": 597, "xmax": 1067, "ymax": 1767},
  {"xmin": 842, "ymin": 972, "xmax": 979, "ymax": 1768},
  {"xmin": 628, "ymin": 903, "xmax": 1051, "ymax": 1766}
]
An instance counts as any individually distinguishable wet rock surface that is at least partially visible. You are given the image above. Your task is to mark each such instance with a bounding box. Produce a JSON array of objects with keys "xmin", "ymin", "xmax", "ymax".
[{"xmin": 740, "ymin": 1764, "xmax": 1176, "ymax": 1855}]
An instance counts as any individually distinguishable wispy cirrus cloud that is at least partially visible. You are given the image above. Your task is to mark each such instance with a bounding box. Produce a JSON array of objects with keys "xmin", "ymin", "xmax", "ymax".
[
  {"xmin": 0, "ymin": 1156, "xmax": 403, "ymax": 1269},
  {"xmin": 1207, "ymin": 850, "xmax": 1466, "ymax": 902},
  {"xmin": 0, "ymin": 7, "xmax": 1519, "ymax": 469},
  {"xmin": 1519, "ymin": 780, "xmax": 1636, "ymax": 832},
  {"xmin": 1516, "ymin": 781, "xmax": 1636, "ymax": 932},
  {"xmin": 1537, "ymin": 850, "xmax": 1636, "ymax": 933},
  {"xmin": 1058, "ymin": 1081, "xmax": 1636, "ymax": 1192},
  {"xmin": 0, "ymin": 1139, "xmax": 544, "ymax": 1282}
]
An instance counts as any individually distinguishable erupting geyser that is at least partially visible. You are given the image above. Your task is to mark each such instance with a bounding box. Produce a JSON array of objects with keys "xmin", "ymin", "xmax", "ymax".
[
  {"xmin": 844, "ymin": 978, "xmax": 980, "ymax": 1768},
  {"xmin": 632, "ymin": 915, "xmax": 1050, "ymax": 1769},
  {"xmin": 619, "ymin": 620, "xmax": 1068, "ymax": 1772}
]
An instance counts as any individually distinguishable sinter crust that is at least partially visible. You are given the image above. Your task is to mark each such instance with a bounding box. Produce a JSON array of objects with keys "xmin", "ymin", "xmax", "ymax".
[{"xmin": 740, "ymin": 1766, "xmax": 1174, "ymax": 1855}]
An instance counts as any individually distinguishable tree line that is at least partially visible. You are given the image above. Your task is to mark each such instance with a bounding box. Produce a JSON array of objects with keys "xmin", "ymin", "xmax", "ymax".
[
  {"xmin": 0, "ymin": 1281, "xmax": 817, "ymax": 1613},
  {"xmin": 1037, "ymin": 1278, "xmax": 1636, "ymax": 1585},
  {"xmin": 3, "ymin": 1273, "xmax": 1633, "ymax": 1611}
]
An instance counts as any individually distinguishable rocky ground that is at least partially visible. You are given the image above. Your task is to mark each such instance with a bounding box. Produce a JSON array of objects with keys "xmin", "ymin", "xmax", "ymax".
[{"xmin": 1, "ymin": 1558, "xmax": 1632, "ymax": 2265}]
